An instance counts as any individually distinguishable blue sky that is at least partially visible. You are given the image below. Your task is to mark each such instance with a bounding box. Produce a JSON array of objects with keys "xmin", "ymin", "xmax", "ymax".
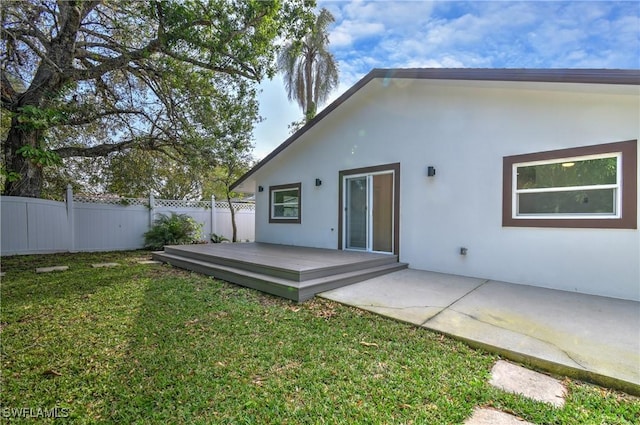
[{"xmin": 253, "ymin": 0, "xmax": 640, "ymax": 159}]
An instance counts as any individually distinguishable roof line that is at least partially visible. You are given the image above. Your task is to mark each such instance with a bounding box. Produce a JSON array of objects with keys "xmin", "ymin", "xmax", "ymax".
[{"xmin": 231, "ymin": 68, "xmax": 640, "ymax": 190}]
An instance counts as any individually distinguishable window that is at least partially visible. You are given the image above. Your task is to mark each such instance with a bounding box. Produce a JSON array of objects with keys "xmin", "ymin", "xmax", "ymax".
[
  {"xmin": 516, "ymin": 154, "xmax": 619, "ymax": 216},
  {"xmin": 269, "ymin": 183, "xmax": 301, "ymax": 223},
  {"xmin": 503, "ymin": 140, "xmax": 637, "ymax": 229}
]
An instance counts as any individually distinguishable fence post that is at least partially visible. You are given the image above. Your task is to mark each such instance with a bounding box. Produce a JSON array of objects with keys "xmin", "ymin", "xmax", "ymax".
[
  {"xmin": 66, "ymin": 184, "xmax": 76, "ymax": 252},
  {"xmin": 211, "ymin": 195, "xmax": 217, "ymax": 237},
  {"xmin": 149, "ymin": 194, "xmax": 155, "ymax": 228}
]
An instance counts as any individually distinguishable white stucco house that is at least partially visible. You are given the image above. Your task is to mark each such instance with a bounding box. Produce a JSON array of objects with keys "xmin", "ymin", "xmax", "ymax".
[{"xmin": 232, "ymin": 68, "xmax": 639, "ymax": 302}]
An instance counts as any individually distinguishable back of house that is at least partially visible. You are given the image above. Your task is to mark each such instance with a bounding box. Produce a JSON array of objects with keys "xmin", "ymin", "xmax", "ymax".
[{"xmin": 233, "ymin": 68, "xmax": 640, "ymax": 302}]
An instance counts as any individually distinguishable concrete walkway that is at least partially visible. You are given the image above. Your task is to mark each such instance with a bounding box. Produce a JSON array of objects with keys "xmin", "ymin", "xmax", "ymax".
[{"xmin": 320, "ymin": 269, "xmax": 640, "ymax": 395}]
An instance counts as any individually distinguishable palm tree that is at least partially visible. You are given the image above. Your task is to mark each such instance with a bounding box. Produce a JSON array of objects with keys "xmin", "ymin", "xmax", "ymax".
[{"xmin": 277, "ymin": 8, "xmax": 339, "ymax": 122}]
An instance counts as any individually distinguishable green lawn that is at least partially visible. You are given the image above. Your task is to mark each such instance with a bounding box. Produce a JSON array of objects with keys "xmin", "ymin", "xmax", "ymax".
[{"xmin": 1, "ymin": 251, "xmax": 638, "ymax": 424}]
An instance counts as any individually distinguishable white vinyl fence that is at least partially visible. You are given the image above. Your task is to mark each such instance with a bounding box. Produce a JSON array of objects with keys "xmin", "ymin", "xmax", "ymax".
[{"xmin": 1, "ymin": 186, "xmax": 254, "ymax": 255}]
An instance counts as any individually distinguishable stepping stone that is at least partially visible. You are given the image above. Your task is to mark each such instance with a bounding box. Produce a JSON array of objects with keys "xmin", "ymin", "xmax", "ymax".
[
  {"xmin": 92, "ymin": 263, "xmax": 120, "ymax": 268},
  {"xmin": 465, "ymin": 407, "xmax": 534, "ymax": 425},
  {"xmin": 36, "ymin": 266, "xmax": 69, "ymax": 273},
  {"xmin": 0, "ymin": 272, "xmax": 5, "ymax": 277},
  {"xmin": 137, "ymin": 260, "xmax": 162, "ymax": 265},
  {"xmin": 490, "ymin": 360, "xmax": 566, "ymax": 407}
]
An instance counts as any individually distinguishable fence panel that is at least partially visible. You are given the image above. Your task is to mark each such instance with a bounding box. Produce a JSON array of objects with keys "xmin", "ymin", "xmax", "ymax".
[
  {"xmin": 213, "ymin": 208, "xmax": 255, "ymax": 242},
  {"xmin": 1, "ymin": 197, "xmax": 30, "ymax": 254},
  {"xmin": 1, "ymin": 192, "xmax": 255, "ymax": 255},
  {"xmin": 1, "ymin": 197, "xmax": 69, "ymax": 255},
  {"xmin": 74, "ymin": 203, "xmax": 149, "ymax": 251}
]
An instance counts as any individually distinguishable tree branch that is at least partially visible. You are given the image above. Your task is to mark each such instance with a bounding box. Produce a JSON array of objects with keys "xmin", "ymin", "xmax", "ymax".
[
  {"xmin": 1, "ymin": 72, "xmax": 18, "ymax": 106},
  {"xmin": 162, "ymin": 49, "xmax": 258, "ymax": 80},
  {"xmin": 78, "ymin": 27, "xmax": 120, "ymax": 47},
  {"xmin": 53, "ymin": 136, "xmax": 166, "ymax": 158},
  {"xmin": 71, "ymin": 38, "xmax": 163, "ymax": 81},
  {"xmin": 79, "ymin": 1, "xmax": 102, "ymax": 21},
  {"xmin": 1, "ymin": 26, "xmax": 51, "ymax": 51},
  {"xmin": 75, "ymin": 41, "xmax": 125, "ymax": 54},
  {"xmin": 65, "ymin": 109, "xmax": 144, "ymax": 126},
  {"xmin": 7, "ymin": 33, "xmax": 57, "ymax": 73}
]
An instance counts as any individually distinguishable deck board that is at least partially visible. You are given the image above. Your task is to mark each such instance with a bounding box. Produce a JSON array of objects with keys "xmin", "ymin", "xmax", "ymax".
[
  {"xmin": 164, "ymin": 243, "xmax": 395, "ymax": 275},
  {"xmin": 165, "ymin": 242, "xmax": 393, "ymax": 268}
]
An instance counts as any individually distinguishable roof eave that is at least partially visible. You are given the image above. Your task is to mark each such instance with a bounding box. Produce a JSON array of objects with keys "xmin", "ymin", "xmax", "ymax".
[{"xmin": 375, "ymin": 68, "xmax": 640, "ymax": 85}]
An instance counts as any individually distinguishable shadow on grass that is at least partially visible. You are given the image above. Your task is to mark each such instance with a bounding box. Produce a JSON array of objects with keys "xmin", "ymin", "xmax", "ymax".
[
  {"xmin": 0, "ymin": 250, "xmax": 154, "ymax": 307},
  {"xmin": 105, "ymin": 274, "xmax": 271, "ymax": 423}
]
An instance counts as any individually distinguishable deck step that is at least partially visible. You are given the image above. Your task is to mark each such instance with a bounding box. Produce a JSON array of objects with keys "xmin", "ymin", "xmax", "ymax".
[
  {"xmin": 298, "ymin": 262, "xmax": 408, "ymax": 302},
  {"xmin": 152, "ymin": 251, "xmax": 407, "ymax": 302},
  {"xmin": 163, "ymin": 244, "xmax": 399, "ymax": 282}
]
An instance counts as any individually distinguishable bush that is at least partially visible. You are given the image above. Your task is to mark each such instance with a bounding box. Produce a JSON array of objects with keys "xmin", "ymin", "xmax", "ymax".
[
  {"xmin": 144, "ymin": 213, "xmax": 203, "ymax": 250},
  {"xmin": 210, "ymin": 233, "xmax": 230, "ymax": 243}
]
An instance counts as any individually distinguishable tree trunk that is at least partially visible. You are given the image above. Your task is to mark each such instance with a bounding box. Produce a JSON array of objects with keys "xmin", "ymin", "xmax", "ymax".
[
  {"xmin": 1, "ymin": 2, "xmax": 84, "ymax": 198},
  {"xmin": 304, "ymin": 51, "xmax": 315, "ymax": 121},
  {"xmin": 2, "ymin": 123, "xmax": 44, "ymax": 198},
  {"xmin": 226, "ymin": 192, "xmax": 238, "ymax": 242}
]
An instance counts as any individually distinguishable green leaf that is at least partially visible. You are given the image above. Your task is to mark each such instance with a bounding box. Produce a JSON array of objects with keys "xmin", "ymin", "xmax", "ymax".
[{"xmin": 16, "ymin": 145, "xmax": 63, "ymax": 167}]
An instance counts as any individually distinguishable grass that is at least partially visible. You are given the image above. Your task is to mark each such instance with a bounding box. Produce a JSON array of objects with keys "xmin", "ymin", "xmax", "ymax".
[{"xmin": 1, "ymin": 251, "xmax": 638, "ymax": 424}]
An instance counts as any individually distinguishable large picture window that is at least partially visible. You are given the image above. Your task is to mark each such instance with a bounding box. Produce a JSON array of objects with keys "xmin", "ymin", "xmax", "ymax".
[
  {"xmin": 269, "ymin": 183, "xmax": 301, "ymax": 223},
  {"xmin": 503, "ymin": 140, "xmax": 637, "ymax": 228},
  {"xmin": 516, "ymin": 154, "xmax": 619, "ymax": 216}
]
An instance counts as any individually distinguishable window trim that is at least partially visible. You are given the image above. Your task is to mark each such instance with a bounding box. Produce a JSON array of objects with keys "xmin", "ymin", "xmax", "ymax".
[
  {"xmin": 269, "ymin": 183, "xmax": 301, "ymax": 224},
  {"xmin": 502, "ymin": 140, "xmax": 637, "ymax": 229}
]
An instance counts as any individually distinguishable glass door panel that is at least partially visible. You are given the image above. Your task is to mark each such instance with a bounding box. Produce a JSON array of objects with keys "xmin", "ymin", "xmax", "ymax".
[
  {"xmin": 346, "ymin": 176, "xmax": 367, "ymax": 250},
  {"xmin": 372, "ymin": 173, "xmax": 393, "ymax": 253}
]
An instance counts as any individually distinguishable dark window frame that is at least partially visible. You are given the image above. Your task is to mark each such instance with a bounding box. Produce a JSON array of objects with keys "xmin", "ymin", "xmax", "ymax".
[
  {"xmin": 502, "ymin": 140, "xmax": 637, "ymax": 229},
  {"xmin": 269, "ymin": 182, "xmax": 302, "ymax": 224}
]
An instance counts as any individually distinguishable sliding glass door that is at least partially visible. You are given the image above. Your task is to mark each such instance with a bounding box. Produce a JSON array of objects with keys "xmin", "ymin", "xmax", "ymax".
[{"xmin": 344, "ymin": 172, "xmax": 394, "ymax": 253}]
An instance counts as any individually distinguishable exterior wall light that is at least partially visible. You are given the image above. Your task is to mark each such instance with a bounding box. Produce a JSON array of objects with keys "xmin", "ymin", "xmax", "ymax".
[
  {"xmin": 427, "ymin": 166, "xmax": 436, "ymax": 177},
  {"xmin": 315, "ymin": 178, "xmax": 322, "ymax": 186},
  {"xmin": 258, "ymin": 186, "xmax": 264, "ymax": 192}
]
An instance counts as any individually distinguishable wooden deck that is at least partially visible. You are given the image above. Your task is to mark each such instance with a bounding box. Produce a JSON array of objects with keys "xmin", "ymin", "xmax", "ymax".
[{"xmin": 152, "ymin": 243, "xmax": 407, "ymax": 302}]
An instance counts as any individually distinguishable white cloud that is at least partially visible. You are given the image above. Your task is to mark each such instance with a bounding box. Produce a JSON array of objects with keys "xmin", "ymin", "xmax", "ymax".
[
  {"xmin": 323, "ymin": 0, "xmax": 436, "ymax": 50},
  {"xmin": 330, "ymin": 20, "xmax": 385, "ymax": 47},
  {"xmin": 404, "ymin": 56, "xmax": 467, "ymax": 69}
]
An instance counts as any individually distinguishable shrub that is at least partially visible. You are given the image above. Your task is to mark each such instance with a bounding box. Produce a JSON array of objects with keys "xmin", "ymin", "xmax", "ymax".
[
  {"xmin": 210, "ymin": 233, "xmax": 230, "ymax": 243},
  {"xmin": 144, "ymin": 213, "xmax": 203, "ymax": 250}
]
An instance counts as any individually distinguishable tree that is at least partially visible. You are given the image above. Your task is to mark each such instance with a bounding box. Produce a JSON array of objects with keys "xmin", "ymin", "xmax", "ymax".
[
  {"xmin": 1, "ymin": 0, "xmax": 314, "ymax": 197},
  {"xmin": 106, "ymin": 150, "xmax": 204, "ymax": 200},
  {"xmin": 201, "ymin": 122, "xmax": 255, "ymax": 243},
  {"xmin": 277, "ymin": 7, "xmax": 338, "ymax": 122},
  {"xmin": 204, "ymin": 161, "xmax": 253, "ymax": 243}
]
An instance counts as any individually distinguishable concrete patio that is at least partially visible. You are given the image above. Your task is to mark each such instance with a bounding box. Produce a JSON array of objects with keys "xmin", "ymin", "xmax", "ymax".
[{"xmin": 320, "ymin": 269, "xmax": 640, "ymax": 395}]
